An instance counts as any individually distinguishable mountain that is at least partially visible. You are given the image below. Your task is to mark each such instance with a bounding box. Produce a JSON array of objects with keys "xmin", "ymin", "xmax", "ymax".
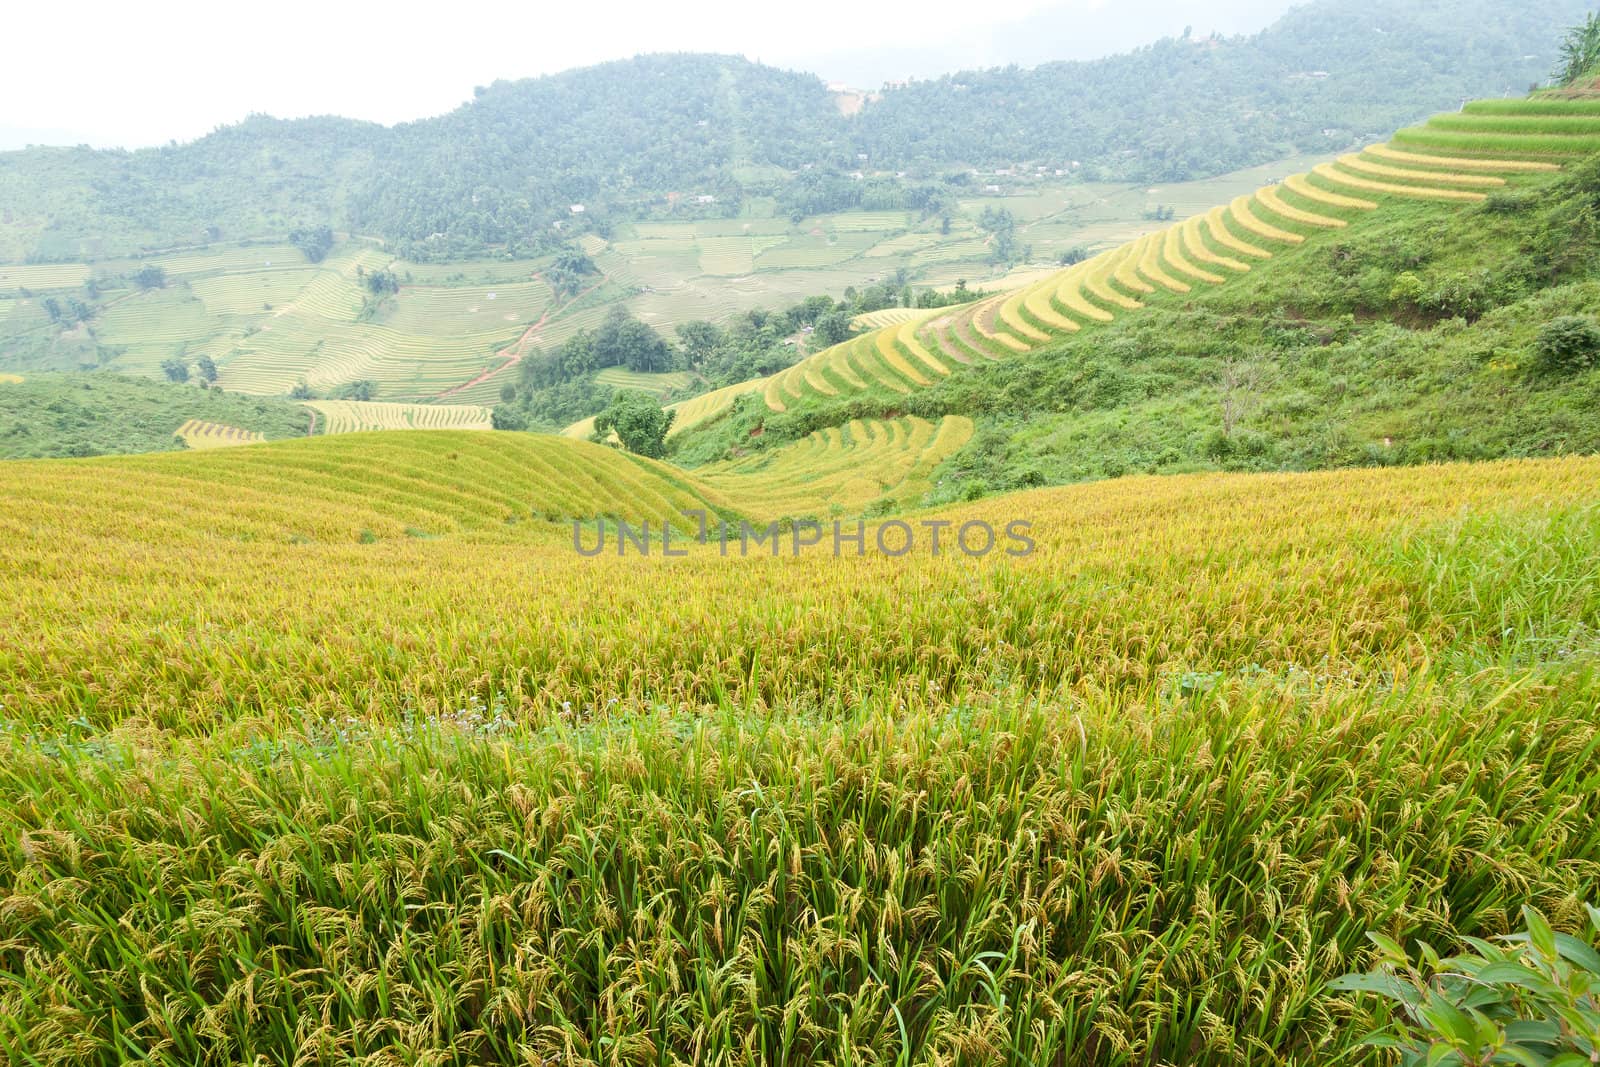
[{"xmin": 0, "ymin": 0, "xmax": 1585, "ymax": 264}]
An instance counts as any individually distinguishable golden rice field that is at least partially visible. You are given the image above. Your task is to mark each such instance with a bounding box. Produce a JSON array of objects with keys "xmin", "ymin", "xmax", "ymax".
[
  {"xmin": 174, "ymin": 419, "xmax": 264, "ymax": 450},
  {"xmin": 592, "ymin": 367, "xmax": 697, "ymax": 395},
  {"xmin": 698, "ymin": 415, "xmax": 973, "ymax": 516},
  {"xmin": 0, "ymin": 373, "xmax": 23, "ymax": 384},
  {"xmin": 0, "ymin": 430, "xmax": 1598, "ymax": 1064},
  {"xmin": 305, "ymin": 399, "xmax": 494, "ymax": 435}
]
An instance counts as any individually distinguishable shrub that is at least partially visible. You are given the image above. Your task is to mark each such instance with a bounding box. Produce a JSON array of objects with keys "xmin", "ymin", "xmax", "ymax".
[
  {"xmin": 1330, "ymin": 904, "xmax": 1600, "ymax": 1067},
  {"xmin": 1535, "ymin": 316, "xmax": 1600, "ymax": 376},
  {"xmin": 1389, "ymin": 271, "xmax": 1426, "ymax": 308}
]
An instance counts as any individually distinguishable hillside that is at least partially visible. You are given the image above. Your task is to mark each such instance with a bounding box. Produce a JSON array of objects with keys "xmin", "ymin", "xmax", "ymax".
[
  {"xmin": 641, "ymin": 97, "xmax": 1600, "ymax": 497},
  {"xmin": 1, "ymin": 430, "xmax": 1596, "ymax": 1063},
  {"xmin": 0, "ymin": 154, "xmax": 1329, "ymax": 414},
  {"xmin": 0, "ymin": 372, "xmax": 311, "ymax": 458},
  {"xmin": 0, "ymin": 0, "xmax": 1582, "ymax": 264}
]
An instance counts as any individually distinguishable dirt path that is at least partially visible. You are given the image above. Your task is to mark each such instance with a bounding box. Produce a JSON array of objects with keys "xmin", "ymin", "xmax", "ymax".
[{"xmin": 432, "ymin": 275, "xmax": 607, "ymax": 401}]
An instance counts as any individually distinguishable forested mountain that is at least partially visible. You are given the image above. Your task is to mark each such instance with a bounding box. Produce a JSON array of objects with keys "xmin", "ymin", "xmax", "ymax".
[
  {"xmin": 0, "ymin": 0, "xmax": 1585, "ymax": 263},
  {"xmin": 853, "ymin": 0, "xmax": 1590, "ymax": 178},
  {"xmin": 352, "ymin": 56, "xmax": 839, "ymax": 257}
]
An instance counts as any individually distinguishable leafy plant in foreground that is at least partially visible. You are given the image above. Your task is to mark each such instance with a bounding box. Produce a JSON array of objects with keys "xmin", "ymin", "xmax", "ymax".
[{"xmin": 1331, "ymin": 905, "xmax": 1600, "ymax": 1065}]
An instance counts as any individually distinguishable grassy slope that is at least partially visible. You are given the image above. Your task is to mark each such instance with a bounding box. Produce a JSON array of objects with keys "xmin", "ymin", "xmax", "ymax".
[
  {"xmin": 0, "ymin": 372, "xmax": 311, "ymax": 458},
  {"xmin": 674, "ymin": 158, "xmax": 1600, "ymax": 500},
  {"xmin": 0, "ymin": 439, "xmax": 1597, "ymax": 1063}
]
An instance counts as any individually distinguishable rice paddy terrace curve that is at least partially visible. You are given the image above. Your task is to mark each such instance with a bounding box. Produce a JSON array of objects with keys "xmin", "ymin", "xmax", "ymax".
[
  {"xmin": 586, "ymin": 96, "xmax": 1583, "ymax": 436},
  {"xmin": 175, "ymin": 420, "xmax": 264, "ymax": 450}
]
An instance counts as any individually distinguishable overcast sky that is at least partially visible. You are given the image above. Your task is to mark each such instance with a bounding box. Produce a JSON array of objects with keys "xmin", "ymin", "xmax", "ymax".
[{"xmin": 2, "ymin": 0, "xmax": 1297, "ymax": 150}]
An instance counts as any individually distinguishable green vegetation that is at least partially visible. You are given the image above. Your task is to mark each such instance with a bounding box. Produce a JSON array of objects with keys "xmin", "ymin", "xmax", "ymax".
[
  {"xmin": 1557, "ymin": 11, "xmax": 1600, "ymax": 84},
  {"xmin": 0, "ymin": 372, "xmax": 309, "ymax": 458},
  {"xmin": 1332, "ymin": 906, "xmax": 1600, "ymax": 1065},
  {"xmin": 591, "ymin": 389, "xmax": 675, "ymax": 458}
]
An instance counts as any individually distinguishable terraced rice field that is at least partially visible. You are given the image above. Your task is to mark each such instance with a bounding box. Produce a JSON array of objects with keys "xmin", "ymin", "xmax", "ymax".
[
  {"xmin": 698, "ymin": 415, "xmax": 974, "ymax": 516},
  {"xmin": 1392, "ymin": 96, "xmax": 1600, "ymax": 158},
  {"xmin": 0, "ymin": 262, "xmax": 92, "ymax": 291},
  {"xmin": 696, "ymin": 237, "xmax": 758, "ymax": 276},
  {"xmin": 305, "ymin": 400, "xmax": 494, "ymax": 435},
  {"xmin": 189, "ymin": 269, "xmax": 323, "ymax": 316},
  {"xmin": 109, "ymin": 244, "xmax": 306, "ymax": 278},
  {"xmin": 378, "ymin": 281, "xmax": 553, "ymax": 336},
  {"xmin": 94, "ymin": 288, "xmax": 216, "ymax": 346},
  {"xmin": 751, "ymin": 233, "xmax": 879, "ymax": 270},
  {"xmin": 0, "ymin": 242, "xmax": 543, "ymax": 404},
  {"xmin": 852, "ymin": 307, "xmax": 926, "ymax": 329},
  {"xmin": 1, "ymin": 433, "xmax": 1597, "ymax": 1065},
  {"xmin": 650, "ymin": 102, "xmax": 1575, "ymax": 430},
  {"xmin": 175, "ymin": 419, "xmax": 265, "ymax": 450},
  {"xmin": 593, "ymin": 368, "xmax": 696, "ymax": 394}
]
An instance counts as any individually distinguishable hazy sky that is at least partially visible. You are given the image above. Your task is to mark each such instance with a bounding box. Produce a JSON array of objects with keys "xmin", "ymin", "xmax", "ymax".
[{"xmin": 2, "ymin": 0, "xmax": 1296, "ymax": 150}]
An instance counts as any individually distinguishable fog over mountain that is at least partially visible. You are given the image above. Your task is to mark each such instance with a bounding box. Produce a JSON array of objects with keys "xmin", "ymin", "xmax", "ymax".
[
  {"xmin": 4, "ymin": 0, "xmax": 1302, "ymax": 149},
  {"xmin": 798, "ymin": 0, "xmax": 1299, "ymax": 87}
]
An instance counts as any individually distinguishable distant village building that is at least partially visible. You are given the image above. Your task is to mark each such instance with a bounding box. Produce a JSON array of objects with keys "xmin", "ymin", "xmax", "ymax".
[
  {"xmin": 984, "ymin": 184, "xmax": 1002, "ymax": 193},
  {"xmin": 695, "ymin": 194, "xmax": 716, "ymax": 204},
  {"xmin": 569, "ymin": 204, "xmax": 586, "ymax": 214}
]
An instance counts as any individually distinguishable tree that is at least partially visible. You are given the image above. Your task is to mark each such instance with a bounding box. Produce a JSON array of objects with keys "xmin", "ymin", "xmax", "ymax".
[
  {"xmin": 334, "ymin": 380, "xmax": 376, "ymax": 401},
  {"xmin": 135, "ymin": 265, "xmax": 166, "ymax": 290},
  {"xmin": 548, "ymin": 247, "xmax": 600, "ymax": 299},
  {"xmin": 978, "ymin": 206, "xmax": 1018, "ymax": 265},
  {"xmin": 195, "ymin": 356, "xmax": 218, "ymax": 384},
  {"xmin": 491, "ymin": 405, "xmax": 529, "ymax": 431},
  {"xmin": 595, "ymin": 307, "xmax": 673, "ymax": 373},
  {"xmin": 289, "ymin": 382, "xmax": 316, "ymax": 400},
  {"xmin": 289, "ymin": 226, "xmax": 336, "ymax": 263},
  {"xmin": 592, "ymin": 390, "xmax": 675, "ymax": 458},
  {"xmin": 677, "ymin": 321, "xmax": 725, "ymax": 365},
  {"xmin": 362, "ymin": 269, "xmax": 399, "ymax": 296},
  {"xmin": 1557, "ymin": 12, "xmax": 1600, "ymax": 85},
  {"xmin": 161, "ymin": 358, "xmax": 190, "ymax": 383},
  {"xmin": 813, "ymin": 310, "xmax": 855, "ymax": 348}
]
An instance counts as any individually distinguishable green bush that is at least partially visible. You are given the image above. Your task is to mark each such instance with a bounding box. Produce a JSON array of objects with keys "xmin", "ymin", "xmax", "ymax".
[
  {"xmin": 1331, "ymin": 904, "xmax": 1600, "ymax": 1066},
  {"xmin": 1534, "ymin": 316, "xmax": 1600, "ymax": 375}
]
